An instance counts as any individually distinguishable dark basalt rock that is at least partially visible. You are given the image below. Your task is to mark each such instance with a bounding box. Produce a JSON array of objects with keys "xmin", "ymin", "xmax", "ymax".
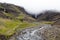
[{"xmin": 0, "ymin": 35, "xmax": 7, "ymax": 40}]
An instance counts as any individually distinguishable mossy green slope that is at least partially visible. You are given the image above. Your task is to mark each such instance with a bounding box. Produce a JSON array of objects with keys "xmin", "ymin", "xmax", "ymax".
[{"xmin": 0, "ymin": 3, "xmax": 37, "ymax": 40}]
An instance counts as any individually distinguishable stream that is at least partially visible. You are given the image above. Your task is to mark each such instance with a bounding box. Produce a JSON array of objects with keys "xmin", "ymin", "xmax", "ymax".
[{"xmin": 16, "ymin": 25, "xmax": 52, "ymax": 40}]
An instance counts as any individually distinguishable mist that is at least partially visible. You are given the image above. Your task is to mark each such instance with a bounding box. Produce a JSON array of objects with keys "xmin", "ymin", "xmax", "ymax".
[{"xmin": 0, "ymin": 0, "xmax": 60, "ymax": 15}]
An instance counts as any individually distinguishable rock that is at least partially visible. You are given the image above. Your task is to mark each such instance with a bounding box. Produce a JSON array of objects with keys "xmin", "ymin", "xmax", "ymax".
[
  {"xmin": 0, "ymin": 35, "xmax": 7, "ymax": 40},
  {"xmin": 13, "ymin": 25, "xmax": 60, "ymax": 40},
  {"xmin": 37, "ymin": 10, "xmax": 60, "ymax": 21}
]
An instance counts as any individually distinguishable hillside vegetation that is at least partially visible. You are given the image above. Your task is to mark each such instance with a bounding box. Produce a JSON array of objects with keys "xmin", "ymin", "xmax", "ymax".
[
  {"xmin": 0, "ymin": 3, "xmax": 38, "ymax": 40},
  {"xmin": 0, "ymin": 3, "xmax": 60, "ymax": 40}
]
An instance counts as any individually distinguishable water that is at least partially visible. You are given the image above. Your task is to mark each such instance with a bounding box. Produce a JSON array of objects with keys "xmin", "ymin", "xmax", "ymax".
[{"xmin": 16, "ymin": 25, "xmax": 51, "ymax": 40}]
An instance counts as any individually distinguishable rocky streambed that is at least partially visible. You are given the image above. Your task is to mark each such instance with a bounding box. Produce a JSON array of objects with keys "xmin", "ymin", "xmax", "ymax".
[{"xmin": 9, "ymin": 24, "xmax": 60, "ymax": 40}]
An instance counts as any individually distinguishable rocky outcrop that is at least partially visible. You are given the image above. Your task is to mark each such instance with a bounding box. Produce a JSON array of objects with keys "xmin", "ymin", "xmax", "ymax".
[{"xmin": 37, "ymin": 11, "xmax": 60, "ymax": 21}]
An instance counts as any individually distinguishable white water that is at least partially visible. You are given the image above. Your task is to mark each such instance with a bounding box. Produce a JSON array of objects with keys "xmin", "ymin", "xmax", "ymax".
[{"xmin": 16, "ymin": 25, "xmax": 52, "ymax": 40}]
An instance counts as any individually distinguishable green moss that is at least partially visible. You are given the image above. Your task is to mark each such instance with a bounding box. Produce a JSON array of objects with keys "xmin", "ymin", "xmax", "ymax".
[
  {"xmin": 40, "ymin": 21, "xmax": 54, "ymax": 24},
  {"xmin": 11, "ymin": 6, "xmax": 21, "ymax": 12},
  {"xmin": 0, "ymin": 15, "xmax": 54, "ymax": 39},
  {"xmin": 3, "ymin": 12, "xmax": 14, "ymax": 17},
  {"xmin": 0, "ymin": 18, "xmax": 20, "ymax": 35},
  {"xmin": 16, "ymin": 13, "xmax": 25, "ymax": 19},
  {"xmin": 0, "ymin": 18, "xmax": 38, "ymax": 36},
  {"xmin": 0, "ymin": 4, "xmax": 3, "ymax": 8}
]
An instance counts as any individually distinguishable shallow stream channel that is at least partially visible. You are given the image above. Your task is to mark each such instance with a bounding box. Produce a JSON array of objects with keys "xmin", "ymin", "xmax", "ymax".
[{"xmin": 15, "ymin": 24, "xmax": 52, "ymax": 40}]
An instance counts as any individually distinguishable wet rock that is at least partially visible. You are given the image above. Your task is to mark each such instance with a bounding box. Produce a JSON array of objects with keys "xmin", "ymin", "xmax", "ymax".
[
  {"xmin": 15, "ymin": 25, "xmax": 60, "ymax": 40},
  {"xmin": 0, "ymin": 35, "xmax": 7, "ymax": 40}
]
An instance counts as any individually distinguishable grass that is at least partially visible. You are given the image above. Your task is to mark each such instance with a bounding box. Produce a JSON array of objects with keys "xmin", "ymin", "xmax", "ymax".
[
  {"xmin": 0, "ymin": 17, "xmax": 54, "ymax": 40},
  {"xmin": 0, "ymin": 5, "xmax": 4, "ymax": 8},
  {"xmin": 40, "ymin": 21, "xmax": 54, "ymax": 24},
  {"xmin": 17, "ymin": 22, "xmax": 38, "ymax": 30},
  {"xmin": 11, "ymin": 5, "xmax": 22, "ymax": 12},
  {"xmin": 3, "ymin": 12, "xmax": 14, "ymax": 18},
  {"xmin": 16, "ymin": 13, "xmax": 25, "ymax": 19},
  {"xmin": 0, "ymin": 18, "xmax": 20, "ymax": 36},
  {"xmin": 0, "ymin": 18, "xmax": 38, "ymax": 36},
  {"xmin": 0, "ymin": 12, "xmax": 54, "ymax": 39}
]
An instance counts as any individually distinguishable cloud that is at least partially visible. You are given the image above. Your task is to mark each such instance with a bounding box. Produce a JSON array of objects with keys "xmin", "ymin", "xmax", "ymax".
[{"xmin": 0, "ymin": 0, "xmax": 60, "ymax": 14}]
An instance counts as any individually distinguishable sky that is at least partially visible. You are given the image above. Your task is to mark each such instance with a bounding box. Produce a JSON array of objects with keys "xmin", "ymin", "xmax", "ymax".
[{"xmin": 0, "ymin": 0, "xmax": 60, "ymax": 14}]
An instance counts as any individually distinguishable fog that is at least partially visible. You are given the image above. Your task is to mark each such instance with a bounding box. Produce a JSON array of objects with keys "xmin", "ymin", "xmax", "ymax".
[{"xmin": 0, "ymin": 0, "xmax": 60, "ymax": 14}]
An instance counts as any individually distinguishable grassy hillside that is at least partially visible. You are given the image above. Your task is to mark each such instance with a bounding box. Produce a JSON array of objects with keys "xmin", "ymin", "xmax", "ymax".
[
  {"xmin": 0, "ymin": 3, "xmax": 59, "ymax": 40},
  {"xmin": 0, "ymin": 3, "xmax": 39, "ymax": 40}
]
